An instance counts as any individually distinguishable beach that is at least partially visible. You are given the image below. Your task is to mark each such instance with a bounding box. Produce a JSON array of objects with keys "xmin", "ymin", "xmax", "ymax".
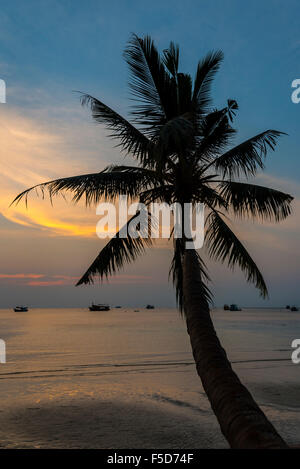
[{"xmin": 0, "ymin": 307, "xmax": 298, "ymax": 448}]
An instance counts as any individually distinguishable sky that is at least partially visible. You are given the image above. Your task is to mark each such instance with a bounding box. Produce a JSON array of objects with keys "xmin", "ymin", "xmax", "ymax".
[{"xmin": 0, "ymin": 0, "xmax": 299, "ymax": 308}]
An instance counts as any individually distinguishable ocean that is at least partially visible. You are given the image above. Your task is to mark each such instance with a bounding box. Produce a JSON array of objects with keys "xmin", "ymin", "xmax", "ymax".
[{"xmin": 0, "ymin": 307, "xmax": 298, "ymax": 448}]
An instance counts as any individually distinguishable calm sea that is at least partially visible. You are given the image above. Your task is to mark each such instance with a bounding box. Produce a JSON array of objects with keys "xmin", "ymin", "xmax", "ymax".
[{"xmin": 0, "ymin": 307, "xmax": 298, "ymax": 448}]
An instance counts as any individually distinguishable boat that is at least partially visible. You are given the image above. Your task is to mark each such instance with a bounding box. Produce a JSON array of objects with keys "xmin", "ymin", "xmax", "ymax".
[
  {"xmin": 146, "ymin": 304, "xmax": 155, "ymax": 309},
  {"xmin": 286, "ymin": 305, "xmax": 290, "ymax": 309},
  {"xmin": 229, "ymin": 304, "xmax": 242, "ymax": 311},
  {"xmin": 223, "ymin": 304, "xmax": 230, "ymax": 310},
  {"xmin": 89, "ymin": 303, "xmax": 110, "ymax": 311},
  {"xmin": 115, "ymin": 306, "xmax": 121, "ymax": 308},
  {"xmin": 13, "ymin": 306, "xmax": 28, "ymax": 312},
  {"xmin": 291, "ymin": 306, "xmax": 299, "ymax": 312}
]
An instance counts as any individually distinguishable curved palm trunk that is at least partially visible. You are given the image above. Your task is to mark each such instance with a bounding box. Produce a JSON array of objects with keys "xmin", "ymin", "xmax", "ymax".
[{"xmin": 182, "ymin": 249, "xmax": 287, "ymax": 449}]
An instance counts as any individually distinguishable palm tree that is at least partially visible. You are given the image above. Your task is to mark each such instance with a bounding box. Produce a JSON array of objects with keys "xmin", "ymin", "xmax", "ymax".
[{"xmin": 13, "ymin": 35, "xmax": 293, "ymax": 448}]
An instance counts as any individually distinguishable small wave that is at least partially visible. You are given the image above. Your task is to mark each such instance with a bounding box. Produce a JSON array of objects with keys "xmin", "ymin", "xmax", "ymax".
[
  {"xmin": 0, "ymin": 357, "xmax": 292, "ymax": 381},
  {"xmin": 150, "ymin": 393, "xmax": 208, "ymax": 414}
]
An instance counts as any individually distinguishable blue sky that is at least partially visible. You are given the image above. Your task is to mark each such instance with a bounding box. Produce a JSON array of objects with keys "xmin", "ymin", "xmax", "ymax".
[
  {"xmin": 0, "ymin": 0, "xmax": 299, "ymax": 307},
  {"xmin": 1, "ymin": 0, "xmax": 300, "ymax": 175}
]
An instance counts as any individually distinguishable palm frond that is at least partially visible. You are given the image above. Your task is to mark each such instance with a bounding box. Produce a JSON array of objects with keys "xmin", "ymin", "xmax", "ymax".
[
  {"xmin": 214, "ymin": 130, "xmax": 285, "ymax": 178},
  {"xmin": 162, "ymin": 45, "xmax": 194, "ymax": 116},
  {"xmin": 192, "ymin": 50, "xmax": 224, "ymax": 117},
  {"xmin": 190, "ymin": 251, "xmax": 212, "ymax": 303},
  {"xmin": 169, "ymin": 239, "xmax": 185, "ymax": 311},
  {"xmin": 195, "ymin": 108, "xmax": 236, "ymax": 161},
  {"xmin": 124, "ymin": 34, "xmax": 176, "ymax": 130},
  {"xmin": 205, "ymin": 211, "xmax": 268, "ymax": 297},
  {"xmin": 219, "ymin": 181, "xmax": 293, "ymax": 221},
  {"xmin": 194, "ymin": 184, "xmax": 228, "ymax": 210},
  {"xmin": 80, "ymin": 93, "xmax": 151, "ymax": 164},
  {"xmin": 77, "ymin": 211, "xmax": 153, "ymax": 285},
  {"xmin": 11, "ymin": 166, "xmax": 158, "ymax": 207},
  {"xmin": 226, "ymin": 99, "xmax": 239, "ymax": 122},
  {"xmin": 140, "ymin": 185, "xmax": 174, "ymax": 204},
  {"xmin": 162, "ymin": 41, "xmax": 179, "ymax": 78}
]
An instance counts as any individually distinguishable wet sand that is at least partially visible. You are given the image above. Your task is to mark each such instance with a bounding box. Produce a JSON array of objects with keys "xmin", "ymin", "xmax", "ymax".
[{"xmin": 0, "ymin": 307, "xmax": 298, "ymax": 448}]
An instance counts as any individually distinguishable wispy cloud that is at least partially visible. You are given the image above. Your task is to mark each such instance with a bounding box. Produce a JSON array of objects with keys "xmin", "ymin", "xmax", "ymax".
[
  {"xmin": 0, "ymin": 272, "xmax": 157, "ymax": 286},
  {"xmin": 0, "ymin": 103, "xmax": 120, "ymax": 237},
  {"xmin": 0, "ymin": 273, "xmax": 44, "ymax": 279},
  {"xmin": 27, "ymin": 278, "xmax": 76, "ymax": 286}
]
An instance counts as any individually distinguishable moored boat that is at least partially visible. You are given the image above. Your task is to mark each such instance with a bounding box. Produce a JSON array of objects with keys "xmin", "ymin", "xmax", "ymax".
[
  {"xmin": 14, "ymin": 306, "xmax": 28, "ymax": 312},
  {"xmin": 89, "ymin": 303, "xmax": 110, "ymax": 311}
]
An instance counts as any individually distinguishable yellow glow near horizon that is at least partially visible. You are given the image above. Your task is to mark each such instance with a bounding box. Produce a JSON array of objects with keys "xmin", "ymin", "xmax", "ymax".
[{"xmin": 0, "ymin": 110, "xmax": 105, "ymax": 237}]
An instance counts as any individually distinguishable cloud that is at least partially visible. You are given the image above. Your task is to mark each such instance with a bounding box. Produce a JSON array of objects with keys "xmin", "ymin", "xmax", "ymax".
[
  {"xmin": 0, "ymin": 273, "xmax": 44, "ymax": 279},
  {"xmin": 0, "ymin": 103, "xmax": 121, "ymax": 237},
  {"xmin": 27, "ymin": 279, "xmax": 74, "ymax": 286},
  {"xmin": 0, "ymin": 272, "xmax": 155, "ymax": 287},
  {"xmin": 255, "ymin": 172, "xmax": 300, "ymax": 197},
  {"xmin": 0, "ymin": 273, "xmax": 78, "ymax": 287},
  {"xmin": 107, "ymin": 274, "xmax": 154, "ymax": 284},
  {"xmin": 26, "ymin": 274, "xmax": 156, "ymax": 287}
]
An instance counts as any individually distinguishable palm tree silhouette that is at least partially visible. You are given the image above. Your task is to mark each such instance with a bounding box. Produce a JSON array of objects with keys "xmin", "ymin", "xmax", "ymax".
[{"xmin": 13, "ymin": 35, "xmax": 293, "ymax": 448}]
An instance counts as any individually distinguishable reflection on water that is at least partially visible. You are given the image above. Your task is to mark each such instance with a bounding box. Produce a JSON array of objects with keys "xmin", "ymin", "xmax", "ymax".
[{"xmin": 0, "ymin": 307, "xmax": 298, "ymax": 448}]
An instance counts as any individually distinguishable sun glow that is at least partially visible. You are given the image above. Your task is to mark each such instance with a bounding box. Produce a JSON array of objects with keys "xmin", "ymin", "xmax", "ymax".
[{"xmin": 0, "ymin": 110, "xmax": 104, "ymax": 237}]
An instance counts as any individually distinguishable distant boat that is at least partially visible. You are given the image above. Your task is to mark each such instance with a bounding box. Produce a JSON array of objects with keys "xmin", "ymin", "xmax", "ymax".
[
  {"xmin": 291, "ymin": 306, "xmax": 299, "ymax": 312},
  {"xmin": 115, "ymin": 306, "xmax": 121, "ymax": 308},
  {"xmin": 223, "ymin": 304, "xmax": 230, "ymax": 310},
  {"xmin": 286, "ymin": 305, "xmax": 290, "ymax": 309},
  {"xmin": 230, "ymin": 304, "xmax": 242, "ymax": 311},
  {"xmin": 13, "ymin": 306, "xmax": 28, "ymax": 312},
  {"xmin": 146, "ymin": 304, "xmax": 155, "ymax": 309},
  {"xmin": 89, "ymin": 303, "xmax": 110, "ymax": 311}
]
